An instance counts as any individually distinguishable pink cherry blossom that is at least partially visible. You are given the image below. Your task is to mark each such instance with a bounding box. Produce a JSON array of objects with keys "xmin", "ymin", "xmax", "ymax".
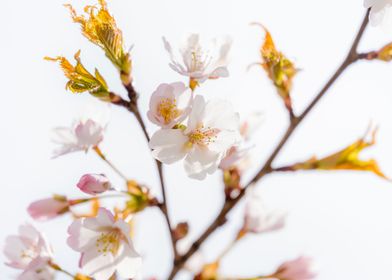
[
  {"xmin": 243, "ymin": 191, "xmax": 286, "ymax": 234},
  {"xmin": 77, "ymin": 173, "xmax": 111, "ymax": 195},
  {"xmin": 27, "ymin": 196, "xmax": 69, "ymax": 221},
  {"xmin": 149, "ymin": 95, "xmax": 240, "ymax": 180},
  {"xmin": 273, "ymin": 256, "xmax": 317, "ymax": 280},
  {"xmin": 4, "ymin": 224, "xmax": 54, "ymax": 279},
  {"xmin": 18, "ymin": 257, "xmax": 55, "ymax": 280},
  {"xmin": 51, "ymin": 119, "xmax": 104, "ymax": 158},
  {"xmin": 147, "ymin": 82, "xmax": 193, "ymax": 128},
  {"xmin": 163, "ymin": 34, "xmax": 232, "ymax": 83},
  {"xmin": 67, "ymin": 208, "xmax": 142, "ymax": 280}
]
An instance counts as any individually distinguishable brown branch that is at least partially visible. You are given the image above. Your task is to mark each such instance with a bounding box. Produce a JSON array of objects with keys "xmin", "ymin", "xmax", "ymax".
[
  {"xmin": 167, "ymin": 8, "xmax": 370, "ymax": 279},
  {"xmin": 111, "ymin": 84, "xmax": 179, "ymax": 259}
]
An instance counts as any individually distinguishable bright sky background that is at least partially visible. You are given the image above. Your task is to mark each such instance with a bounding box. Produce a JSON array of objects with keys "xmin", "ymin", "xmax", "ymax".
[{"xmin": 2, "ymin": 0, "xmax": 392, "ymax": 279}]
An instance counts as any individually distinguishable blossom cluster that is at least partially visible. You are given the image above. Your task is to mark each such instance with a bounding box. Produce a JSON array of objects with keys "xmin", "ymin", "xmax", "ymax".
[{"xmin": 3, "ymin": 0, "xmax": 391, "ymax": 279}]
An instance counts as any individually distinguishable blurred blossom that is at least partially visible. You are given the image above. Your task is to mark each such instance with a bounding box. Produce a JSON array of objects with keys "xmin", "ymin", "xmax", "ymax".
[
  {"xmin": 77, "ymin": 173, "xmax": 111, "ymax": 195},
  {"xmin": 243, "ymin": 190, "xmax": 286, "ymax": 234},
  {"xmin": 67, "ymin": 208, "xmax": 141, "ymax": 280},
  {"xmin": 219, "ymin": 112, "xmax": 263, "ymax": 171},
  {"xmin": 163, "ymin": 34, "xmax": 232, "ymax": 88},
  {"xmin": 147, "ymin": 82, "xmax": 193, "ymax": 128},
  {"xmin": 273, "ymin": 256, "xmax": 317, "ymax": 280},
  {"xmin": 364, "ymin": 0, "xmax": 392, "ymax": 26},
  {"xmin": 4, "ymin": 224, "xmax": 54, "ymax": 279},
  {"xmin": 18, "ymin": 257, "xmax": 55, "ymax": 280},
  {"xmin": 150, "ymin": 95, "xmax": 240, "ymax": 180},
  {"xmin": 27, "ymin": 196, "xmax": 70, "ymax": 221},
  {"xmin": 51, "ymin": 102, "xmax": 110, "ymax": 158},
  {"xmin": 51, "ymin": 119, "xmax": 104, "ymax": 157}
]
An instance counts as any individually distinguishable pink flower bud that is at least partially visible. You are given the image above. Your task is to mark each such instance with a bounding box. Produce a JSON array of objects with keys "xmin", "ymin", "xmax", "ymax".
[
  {"xmin": 274, "ymin": 256, "xmax": 317, "ymax": 280},
  {"xmin": 77, "ymin": 174, "xmax": 111, "ymax": 195},
  {"xmin": 27, "ymin": 196, "xmax": 69, "ymax": 221}
]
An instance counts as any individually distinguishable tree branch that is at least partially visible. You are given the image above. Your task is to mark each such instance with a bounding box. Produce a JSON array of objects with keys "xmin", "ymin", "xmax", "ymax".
[
  {"xmin": 167, "ymin": 8, "xmax": 370, "ymax": 279},
  {"xmin": 110, "ymin": 84, "xmax": 179, "ymax": 259}
]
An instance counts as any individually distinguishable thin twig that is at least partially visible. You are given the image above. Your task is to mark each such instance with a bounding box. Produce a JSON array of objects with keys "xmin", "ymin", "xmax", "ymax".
[
  {"xmin": 93, "ymin": 146, "xmax": 128, "ymax": 181},
  {"xmin": 112, "ymin": 83, "xmax": 179, "ymax": 259},
  {"xmin": 167, "ymin": 9, "xmax": 370, "ymax": 279}
]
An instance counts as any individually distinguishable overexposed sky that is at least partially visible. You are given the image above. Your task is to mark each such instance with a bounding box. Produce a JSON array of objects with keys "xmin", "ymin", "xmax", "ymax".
[{"xmin": 2, "ymin": 0, "xmax": 392, "ymax": 279}]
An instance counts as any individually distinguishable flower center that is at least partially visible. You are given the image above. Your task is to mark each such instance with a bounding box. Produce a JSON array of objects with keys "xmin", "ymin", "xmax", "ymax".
[
  {"xmin": 157, "ymin": 98, "xmax": 181, "ymax": 124},
  {"xmin": 188, "ymin": 125, "xmax": 219, "ymax": 147},
  {"xmin": 20, "ymin": 246, "xmax": 38, "ymax": 261},
  {"xmin": 190, "ymin": 48, "xmax": 212, "ymax": 72},
  {"xmin": 95, "ymin": 229, "xmax": 121, "ymax": 256}
]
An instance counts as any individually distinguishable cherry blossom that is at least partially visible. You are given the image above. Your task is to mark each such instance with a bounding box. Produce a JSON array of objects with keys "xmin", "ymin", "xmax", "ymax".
[
  {"xmin": 77, "ymin": 173, "xmax": 111, "ymax": 195},
  {"xmin": 67, "ymin": 208, "xmax": 142, "ymax": 280},
  {"xmin": 18, "ymin": 257, "xmax": 55, "ymax": 280},
  {"xmin": 243, "ymin": 191, "xmax": 286, "ymax": 234},
  {"xmin": 364, "ymin": 0, "xmax": 392, "ymax": 26},
  {"xmin": 51, "ymin": 119, "xmax": 104, "ymax": 157},
  {"xmin": 163, "ymin": 34, "xmax": 232, "ymax": 84},
  {"xmin": 219, "ymin": 112, "xmax": 263, "ymax": 171},
  {"xmin": 4, "ymin": 224, "xmax": 54, "ymax": 279},
  {"xmin": 27, "ymin": 196, "xmax": 70, "ymax": 221},
  {"xmin": 147, "ymin": 82, "xmax": 193, "ymax": 128},
  {"xmin": 273, "ymin": 256, "xmax": 317, "ymax": 280},
  {"xmin": 149, "ymin": 95, "xmax": 240, "ymax": 179}
]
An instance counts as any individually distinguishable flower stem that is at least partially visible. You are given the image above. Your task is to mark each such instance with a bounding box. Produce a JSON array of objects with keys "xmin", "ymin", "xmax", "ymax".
[
  {"xmin": 167, "ymin": 8, "xmax": 371, "ymax": 280},
  {"xmin": 49, "ymin": 262, "xmax": 74, "ymax": 278},
  {"xmin": 93, "ymin": 146, "xmax": 128, "ymax": 181}
]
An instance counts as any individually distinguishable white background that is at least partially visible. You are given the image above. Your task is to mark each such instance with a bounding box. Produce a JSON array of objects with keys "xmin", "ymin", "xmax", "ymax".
[{"xmin": 2, "ymin": 0, "xmax": 392, "ymax": 279}]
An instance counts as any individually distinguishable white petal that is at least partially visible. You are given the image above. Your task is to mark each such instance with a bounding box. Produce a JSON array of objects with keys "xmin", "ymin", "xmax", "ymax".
[
  {"xmin": 184, "ymin": 147, "xmax": 220, "ymax": 180},
  {"xmin": 80, "ymin": 249, "xmax": 115, "ymax": 280},
  {"xmin": 209, "ymin": 66, "xmax": 229, "ymax": 79},
  {"xmin": 185, "ymin": 95, "xmax": 206, "ymax": 133},
  {"xmin": 149, "ymin": 129, "xmax": 188, "ymax": 164},
  {"xmin": 114, "ymin": 243, "xmax": 142, "ymax": 279},
  {"xmin": 203, "ymin": 99, "xmax": 240, "ymax": 131},
  {"xmin": 209, "ymin": 130, "xmax": 241, "ymax": 153}
]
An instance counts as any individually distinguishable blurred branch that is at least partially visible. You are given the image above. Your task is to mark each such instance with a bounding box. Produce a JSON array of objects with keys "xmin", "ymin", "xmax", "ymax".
[{"xmin": 167, "ymin": 8, "xmax": 370, "ymax": 279}]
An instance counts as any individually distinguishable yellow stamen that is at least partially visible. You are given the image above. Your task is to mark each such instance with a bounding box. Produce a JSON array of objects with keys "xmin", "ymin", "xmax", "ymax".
[
  {"xmin": 95, "ymin": 229, "xmax": 121, "ymax": 255},
  {"xmin": 157, "ymin": 98, "xmax": 181, "ymax": 124}
]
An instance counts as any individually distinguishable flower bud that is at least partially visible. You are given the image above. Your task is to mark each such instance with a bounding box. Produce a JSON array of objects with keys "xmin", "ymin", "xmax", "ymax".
[
  {"xmin": 77, "ymin": 174, "xmax": 111, "ymax": 195},
  {"xmin": 27, "ymin": 195, "xmax": 69, "ymax": 221}
]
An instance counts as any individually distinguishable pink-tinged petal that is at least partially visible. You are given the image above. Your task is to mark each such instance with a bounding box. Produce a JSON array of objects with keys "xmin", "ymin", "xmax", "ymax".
[
  {"xmin": 244, "ymin": 191, "xmax": 287, "ymax": 234},
  {"xmin": 4, "ymin": 236, "xmax": 31, "ymax": 269},
  {"xmin": 150, "ymin": 129, "xmax": 188, "ymax": 164},
  {"xmin": 114, "ymin": 243, "xmax": 142, "ymax": 279},
  {"xmin": 75, "ymin": 119, "xmax": 104, "ymax": 148},
  {"xmin": 209, "ymin": 66, "xmax": 229, "ymax": 79},
  {"xmin": 80, "ymin": 249, "xmax": 115, "ymax": 280},
  {"xmin": 67, "ymin": 219, "xmax": 100, "ymax": 252},
  {"xmin": 84, "ymin": 208, "xmax": 115, "ymax": 230},
  {"xmin": 77, "ymin": 174, "xmax": 111, "ymax": 195},
  {"xmin": 275, "ymin": 256, "xmax": 317, "ymax": 280},
  {"xmin": 17, "ymin": 257, "xmax": 54, "ymax": 280},
  {"xmin": 27, "ymin": 198, "xmax": 69, "ymax": 221}
]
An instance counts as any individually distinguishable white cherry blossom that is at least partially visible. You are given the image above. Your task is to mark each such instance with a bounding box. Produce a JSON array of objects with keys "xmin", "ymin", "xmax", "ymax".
[
  {"xmin": 163, "ymin": 34, "xmax": 232, "ymax": 84},
  {"xmin": 149, "ymin": 95, "xmax": 240, "ymax": 180},
  {"xmin": 364, "ymin": 0, "xmax": 392, "ymax": 26},
  {"xmin": 243, "ymin": 190, "xmax": 286, "ymax": 234},
  {"xmin": 67, "ymin": 208, "xmax": 141, "ymax": 280},
  {"xmin": 147, "ymin": 82, "xmax": 193, "ymax": 128}
]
